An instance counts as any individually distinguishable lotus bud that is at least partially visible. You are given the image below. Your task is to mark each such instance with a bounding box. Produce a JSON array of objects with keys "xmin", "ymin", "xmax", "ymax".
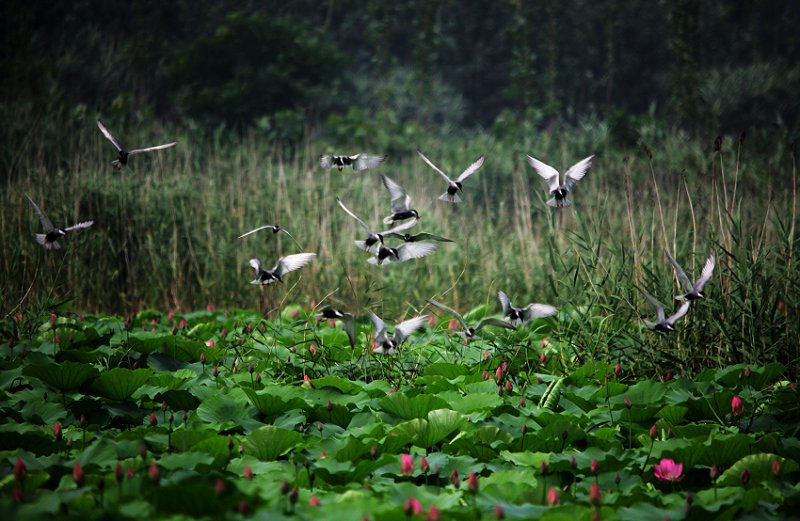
[
  {"xmin": 149, "ymin": 413, "xmax": 157, "ymax": 427},
  {"xmin": 590, "ymin": 459, "xmax": 600, "ymax": 474},
  {"xmin": 14, "ymin": 458, "xmax": 27, "ymax": 481},
  {"xmin": 148, "ymin": 462, "xmax": 160, "ymax": 481},
  {"xmin": 53, "ymin": 422, "xmax": 62, "ymax": 441},
  {"xmin": 547, "ymin": 487, "xmax": 560, "ymax": 506},
  {"xmin": 772, "ymin": 459, "xmax": 781, "ymax": 476},
  {"xmin": 494, "ymin": 504, "xmax": 505, "ymax": 519},
  {"xmin": 588, "ymin": 482, "xmax": 602, "ymax": 506},
  {"xmin": 741, "ymin": 468, "xmax": 750, "ymax": 485},
  {"xmin": 73, "ymin": 462, "xmax": 85, "ymax": 486},
  {"xmin": 467, "ymin": 472, "xmax": 479, "ymax": 493},
  {"xmin": 450, "ymin": 469, "xmax": 460, "ymax": 488},
  {"xmin": 244, "ymin": 465, "xmax": 253, "ymax": 479}
]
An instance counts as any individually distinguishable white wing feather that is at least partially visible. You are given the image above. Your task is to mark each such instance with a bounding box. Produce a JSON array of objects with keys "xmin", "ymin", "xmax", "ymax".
[{"xmin": 526, "ymin": 155, "xmax": 560, "ymax": 192}]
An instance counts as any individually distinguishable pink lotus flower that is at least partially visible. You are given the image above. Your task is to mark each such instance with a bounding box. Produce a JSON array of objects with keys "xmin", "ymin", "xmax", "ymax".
[
  {"xmin": 53, "ymin": 423, "xmax": 62, "ymax": 441},
  {"xmin": 590, "ymin": 459, "xmax": 600, "ymax": 474},
  {"xmin": 731, "ymin": 395, "xmax": 744, "ymax": 416},
  {"xmin": 420, "ymin": 457, "xmax": 429, "ymax": 473},
  {"xmin": 73, "ymin": 462, "xmax": 85, "ymax": 486},
  {"xmin": 653, "ymin": 458, "xmax": 685, "ymax": 482},
  {"xmin": 403, "ymin": 497, "xmax": 423, "ymax": 516},
  {"xmin": 588, "ymin": 482, "xmax": 602, "ymax": 506},
  {"xmin": 401, "ymin": 453, "xmax": 414, "ymax": 476},
  {"xmin": 205, "ymin": 339, "xmax": 216, "ymax": 348},
  {"xmin": 243, "ymin": 465, "xmax": 253, "ymax": 479},
  {"xmin": 179, "ymin": 319, "xmax": 187, "ymax": 328},
  {"xmin": 448, "ymin": 319, "xmax": 459, "ymax": 331},
  {"xmin": 467, "ymin": 472, "xmax": 479, "ymax": 493},
  {"xmin": 547, "ymin": 487, "xmax": 560, "ymax": 506},
  {"xmin": 309, "ymin": 496, "xmax": 321, "ymax": 507},
  {"xmin": 426, "ymin": 506, "xmax": 441, "ymax": 521}
]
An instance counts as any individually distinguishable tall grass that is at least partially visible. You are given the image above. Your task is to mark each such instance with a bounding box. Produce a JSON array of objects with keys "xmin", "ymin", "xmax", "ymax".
[{"xmin": 1, "ymin": 111, "xmax": 797, "ymax": 375}]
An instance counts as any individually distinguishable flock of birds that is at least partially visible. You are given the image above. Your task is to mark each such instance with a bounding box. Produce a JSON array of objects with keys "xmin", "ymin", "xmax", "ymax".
[{"xmin": 22, "ymin": 120, "xmax": 716, "ymax": 353}]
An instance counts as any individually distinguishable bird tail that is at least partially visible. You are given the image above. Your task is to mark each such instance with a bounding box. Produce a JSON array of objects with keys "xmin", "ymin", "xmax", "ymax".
[
  {"xmin": 438, "ymin": 192, "xmax": 462, "ymax": 203},
  {"xmin": 674, "ymin": 295, "xmax": 687, "ymax": 302},
  {"xmin": 111, "ymin": 160, "xmax": 123, "ymax": 170},
  {"xmin": 382, "ymin": 215, "xmax": 394, "ymax": 225},
  {"xmin": 547, "ymin": 197, "xmax": 571, "ymax": 208}
]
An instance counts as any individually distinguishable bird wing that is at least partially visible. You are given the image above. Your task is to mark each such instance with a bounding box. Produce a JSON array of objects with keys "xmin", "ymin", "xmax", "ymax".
[
  {"xmin": 427, "ymin": 299, "xmax": 469, "ymax": 331},
  {"xmin": 395, "ymin": 242, "xmax": 438, "ymax": 262},
  {"xmin": 96, "ymin": 120, "xmax": 123, "ymax": 151},
  {"xmin": 393, "ymin": 315, "xmax": 428, "ymax": 343},
  {"xmin": 417, "ymin": 150, "xmax": 453, "ymax": 183},
  {"xmin": 391, "ymin": 194, "xmax": 412, "ymax": 214},
  {"xmin": 337, "ymin": 198, "xmax": 373, "ymax": 233},
  {"xmin": 526, "ymin": 155, "xmax": 561, "ymax": 192},
  {"xmin": 352, "ymin": 154, "xmax": 386, "ymax": 171},
  {"xmin": 369, "ymin": 312, "xmax": 388, "ymax": 344},
  {"xmin": 341, "ymin": 316, "xmax": 357, "ymax": 348},
  {"xmin": 381, "ymin": 175, "xmax": 406, "ymax": 206},
  {"xmin": 379, "ymin": 217, "xmax": 417, "ymax": 236},
  {"xmin": 563, "ymin": 155, "xmax": 594, "ymax": 190},
  {"xmin": 475, "ymin": 317, "xmax": 517, "ymax": 331},
  {"xmin": 521, "ymin": 304, "xmax": 559, "ymax": 321},
  {"xmin": 409, "ymin": 232, "xmax": 453, "ymax": 242},
  {"xmin": 638, "ymin": 288, "xmax": 666, "ymax": 322},
  {"xmin": 666, "ymin": 250, "xmax": 694, "ymax": 292},
  {"xmin": 319, "ymin": 155, "xmax": 333, "ymax": 169},
  {"xmin": 128, "ymin": 142, "xmax": 177, "ymax": 155},
  {"xmin": 25, "ymin": 194, "xmax": 55, "ymax": 232},
  {"xmin": 666, "ymin": 301, "xmax": 691, "ymax": 325},
  {"xmin": 64, "ymin": 220, "xmax": 94, "ymax": 233},
  {"xmin": 249, "ymin": 258, "xmax": 261, "ymax": 275},
  {"xmin": 694, "ymin": 255, "xmax": 715, "ymax": 292},
  {"xmin": 455, "ymin": 154, "xmax": 486, "ymax": 182},
  {"xmin": 238, "ymin": 225, "xmax": 276, "ymax": 239},
  {"xmin": 273, "ymin": 253, "xmax": 316, "ymax": 277},
  {"xmin": 497, "ymin": 291, "xmax": 512, "ymax": 316}
]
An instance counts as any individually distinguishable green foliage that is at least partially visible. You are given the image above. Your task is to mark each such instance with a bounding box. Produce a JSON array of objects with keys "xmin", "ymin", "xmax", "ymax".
[{"xmin": 1, "ymin": 311, "xmax": 799, "ymax": 519}]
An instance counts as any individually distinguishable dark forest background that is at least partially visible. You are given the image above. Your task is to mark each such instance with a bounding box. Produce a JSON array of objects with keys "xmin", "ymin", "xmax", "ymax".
[{"xmin": 2, "ymin": 0, "xmax": 799, "ymax": 155}]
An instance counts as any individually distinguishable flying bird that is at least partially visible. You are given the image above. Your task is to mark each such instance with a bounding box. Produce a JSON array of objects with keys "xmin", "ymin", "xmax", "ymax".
[
  {"xmin": 381, "ymin": 175, "xmax": 420, "ymax": 225},
  {"xmin": 385, "ymin": 231, "xmax": 453, "ymax": 243},
  {"xmin": 638, "ymin": 288, "xmax": 691, "ymax": 333},
  {"xmin": 497, "ymin": 291, "xmax": 558, "ymax": 325},
  {"xmin": 320, "ymin": 154, "xmax": 386, "ymax": 171},
  {"xmin": 427, "ymin": 299, "xmax": 515, "ymax": 339},
  {"xmin": 248, "ymin": 253, "xmax": 316, "ymax": 285},
  {"xmin": 666, "ymin": 251, "xmax": 715, "ymax": 301},
  {"xmin": 337, "ymin": 197, "xmax": 416, "ymax": 252},
  {"xmin": 25, "ymin": 194, "xmax": 94, "ymax": 250},
  {"xmin": 367, "ymin": 242, "xmax": 438, "ymax": 266},
  {"xmin": 96, "ymin": 120, "xmax": 177, "ymax": 169},
  {"xmin": 526, "ymin": 154, "xmax": 594, "ymax": 207},
  {"xmin": 369, "ymin": 312, "xmax": 428, "ymax": 354},
  {"xmin": 238, "ymin": 224, "xmax": 302, "ymax": 249},
  {"xmin": 315, "ymin": 307, "xmax": 357, "ymax": 348},
  {"xmin": 417, "ymin": 150, "xmax": 485, "ymax": 203}
]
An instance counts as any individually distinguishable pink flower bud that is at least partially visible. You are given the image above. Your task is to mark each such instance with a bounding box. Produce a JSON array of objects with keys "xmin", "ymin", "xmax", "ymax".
[
  {"xmin": 149, "ymin": 413, "xmax": 157, "ymax": 426},
  {"xmin": 426, "ymin": 505, "xmax": 441, "ymax": 521},
  {"xmin": 420, "ymin": 457, "xmax": 429, "ymax": 473},
  {"xmin": 450, "ymin": 469, "xmax": 460, "ymax": 488},
  {"xmin": 590, "ymin": 459, "xmax": 600, "ymax": 474},
  {"xmin": 588, "ymin": 482, "xmax": 602, "ymax": 506},
  {"xmin": 53, "ymin": 423, "xmax": 62, "ymax": 441},
  {"xmin": 73, "ymin": 463, "xmax": 85, "ymax": 486},
  {"xmin": 547, "ymin": 487, "xmax": 560, "ymax": 506},
  {"xmin": 649, "ymin": 424, "xmax": 658, "ymax": 439},
  {"xmin": 214, "ymin": 478, "xmax": 226, "ymax": 496},
  {"xmin": 309, "ymin": 496, "xmax": 321, "ymax": 507},
  {"xmin": 772, "ymin": 459, "xmax": 781, "ymax": 476},
  {"xmin": 614, "ymin": 363, "xmax": 623, "ymax": 376},
  {"xmin": 148, "ymin": 462, "xmax": 160, "ymax": 481},
  {"xmin": 14, "ymin": 458, "xmax": 27, "ymax": 481},
  {"xmin": 741, "ymin": 468, "xmax": 750, "ymax": 485},
  {"xmin": 200, "ymin": 353, "xmax": 206, "ymax": 364},
  {"xmin": 115, "ymin": 463, "xmax": 124, "ymax": 483},
  {"xmin": 494, "ymin": 504, "xmax": 505, "ymax": 519},
  {"xmin": 401, "ymin": 453, "xmax": 414, "ymax": 476},
  {"xmin": 731, "ymin": 395, "xmax": 744, "ymax": 416},
  {"xmin": 467, "ymin": 472, "xmax": 479, "ymax": 493},
  {"xmin": 244, "ymin": 465, "xmax": 253, "ymax": 479},
  {"xmin": 403, "ymin": 497, "xmax": 423, "ymax": 516},
  {"xmin": 624, "ymin": 397, "xmax": 632, "ymax": 409}
]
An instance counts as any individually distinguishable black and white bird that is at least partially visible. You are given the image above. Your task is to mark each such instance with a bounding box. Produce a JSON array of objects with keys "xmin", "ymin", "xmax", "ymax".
[
  {"xmin": 427, "ymin": 299, "xmax": 515, "ymax": 339},
  {"xmin": 639, "ymin": 288, "xmax": 691, "ymax": 333},
  {"xmin": 417, "ymin": 151, "xmax": 485, "ymax": 203},
  {"xmin": 248, "ymin": 253, "xmax": 316, "ymax": 285},
  {"xmin": 25, "ymin": 194, "xmax": 94, "ymax": 250},
  {"xmin": 381, "ymin": 175, "xmax": 420, "ymax": 225},
  {"xmin": 320, "ymin": 154, "xmax": 386, "ymax": 172},
  {"xmin": 238, "ymin": 224, "xmax": 303, "ymax": 249},
  {"xmin": 526, "ymin": 154, "xmax": 594, "ymax": 207},
  {"xmin": 315, "ymin": 307, "xmax": 357, "ymax": 348},
  {"xmin": 385, "ymin": 231, "xmax": 453, "ymax": 244},
  {"xmin": 367, "ymin": 242, "xmax": 438, "ymax": 266},
  {"xmin": 337, "ymin": 197, "xmax": 416, "ymax": 253},
  {"xmin": 369, "ymin": 312, "xmax": 428, "ymax": 354},
  {"xmin": 497, "ymin": 291, "xmax": 558, "ymax": 325},
  {"xmin": 666, "ymin": 251, "xmax": 715, "ymax": 301},
  {"xmin": 96, "ymin": 120, "xmax": 177, "ymax": 169}
]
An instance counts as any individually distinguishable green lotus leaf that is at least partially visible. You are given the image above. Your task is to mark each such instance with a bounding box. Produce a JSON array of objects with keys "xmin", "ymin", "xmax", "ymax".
[
  {"xmin": 23, "ymin": 361, "xmax": 98, "ymax": 391},
  {"xmin": 392, "ymin": 408, "xmax": 465, "ymax": 448},
  {"xmin": 379, "ymin": 393, "xmax": 450, "ymax": 420},
  {"xmin": 91, "ymin": 368, "xmax": 154, "ymax": 401},
  {"xmin": 718, "ymin": 453, "xmax": 798, "ymax": 486},
  {"xmin": 244, "ymin": 425, "xmax": 304, "ymax": 461}
]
